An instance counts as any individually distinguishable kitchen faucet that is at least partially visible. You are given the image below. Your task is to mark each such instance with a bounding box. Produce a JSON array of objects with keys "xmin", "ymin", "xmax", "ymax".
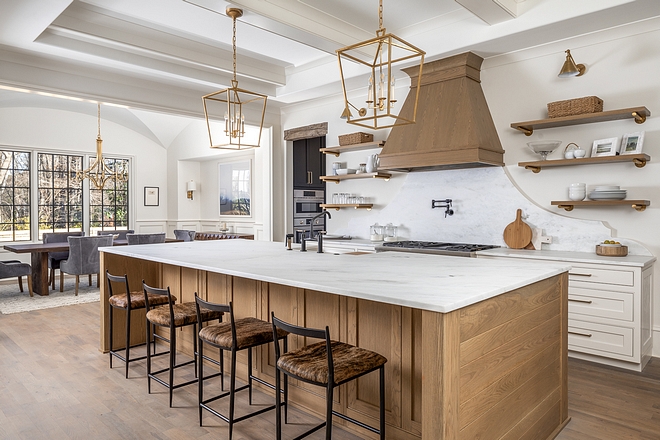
[{"xmin": 301, "ymin": 211, "xmax": 331, "ymax": 253}]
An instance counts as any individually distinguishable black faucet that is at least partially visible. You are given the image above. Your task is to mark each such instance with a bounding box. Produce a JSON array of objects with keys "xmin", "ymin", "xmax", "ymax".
[{"xmin": 301, "ymin": 211, "xmax": 331, "ymax": 253}]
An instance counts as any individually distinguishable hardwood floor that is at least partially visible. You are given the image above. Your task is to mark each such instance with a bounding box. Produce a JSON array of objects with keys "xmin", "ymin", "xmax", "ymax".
[{"xmin": 1, "ymin": 302, "xmax": 659, "ymax": 439}]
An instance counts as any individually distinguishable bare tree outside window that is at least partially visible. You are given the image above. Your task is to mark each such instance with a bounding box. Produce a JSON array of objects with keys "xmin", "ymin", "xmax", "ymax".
[
  {"xmin": 37, "ymin": 153, "xmax": 83, "ymax": 239},
  {"xmin": 0, "ymin": 150, "xmax": 31, "ymax": 242},
  {"xmin": 89, "ymin": 157, "xmax": 129, "ymax": 234}
]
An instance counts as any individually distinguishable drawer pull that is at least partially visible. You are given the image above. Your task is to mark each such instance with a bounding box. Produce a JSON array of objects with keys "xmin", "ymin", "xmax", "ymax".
[
  {"xmin": 568, "ymin": 330, "xmax": 593, "ymax": 338},
  {"xmin": 570, "ymin": 272, "xmax": 593, "ymax": 277},
  {"xmin": 568, "ymin": 298, "xmax": 593, "ymax": 304}
]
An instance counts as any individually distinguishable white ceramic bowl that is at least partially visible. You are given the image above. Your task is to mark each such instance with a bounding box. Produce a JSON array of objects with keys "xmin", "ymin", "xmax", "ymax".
[
  {"xmin": 569, "ymin": 183, "xmax": 586, "ymax": 187},
  {"xmin": 573, "ymin": 149, "xmax": 586, "ymax": 158},
  {"xmin": 527, "ymin": 140, "xmax": 562, "ymax": 160}
]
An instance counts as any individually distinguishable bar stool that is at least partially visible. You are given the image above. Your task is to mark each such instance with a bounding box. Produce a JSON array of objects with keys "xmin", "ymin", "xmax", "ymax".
[
  {"xmin": 106, "ymin": 271, "xmax": 176, "ymax": 378},
  {"xmin": 194, "ymin": 295, "xmax": 289, "ymax": 440},
  {"xmin": 143, "ymin": 282, "xmax": 224, "ymax": 407},
  {"xmin": 271, "ymin": 313, "xmax": 387, "ymax": 440}
]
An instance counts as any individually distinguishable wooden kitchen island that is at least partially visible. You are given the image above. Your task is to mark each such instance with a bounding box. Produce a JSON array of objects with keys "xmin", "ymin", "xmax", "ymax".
[{"xmin": 99, "ymin": 240, "xmax": 570, "ymax": 440}]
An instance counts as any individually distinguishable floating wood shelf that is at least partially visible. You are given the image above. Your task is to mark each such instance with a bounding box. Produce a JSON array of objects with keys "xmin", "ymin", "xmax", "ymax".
[
  {"xmin": 320, "ymin": 141, "xmax": 385, "ymax": 157},
  {"xmin": 519, "ymin": 154, "xmax": 650, "ymax": 173},
  {"xmin": 320, "ymin": 203, "xmax": 373, "ymax": 211},
  {"xmin": 551, "ymin": 200, "xmax": 650, "ymax": 212},
  {"xmin": 511, "ymin": 106, "xmax": 650, "ymax": 136},
  {"xmin": 319, "ymin": 172, "xmax": 391, "ymax": 183}
]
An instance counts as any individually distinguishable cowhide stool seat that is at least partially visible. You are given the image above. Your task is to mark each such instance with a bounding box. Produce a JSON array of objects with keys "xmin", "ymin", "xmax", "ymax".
[
  {"xmin": 194, "ymin": 295, "xmax": 289, "ymax": 440},
  {"xmin": 143, "ymin": 282, "xmax": 223, "ymax": 407},
  {"xmin": 107, "ymin": 271, "xmax": 176, "ymax": 378},
  {"xmin": 271, "ymin": 313, "xmax": 387, "ymax": 440}
]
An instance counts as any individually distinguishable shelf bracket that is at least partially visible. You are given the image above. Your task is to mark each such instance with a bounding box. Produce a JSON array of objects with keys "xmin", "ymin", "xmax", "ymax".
[
  {"xmin": 322, "ymin": 151, "xmax": 340, "ymax": 157},
  {"xmin": 525, "ymin": 165, "xmax": 542, "ymax": 173},
  {"xmin": 632, "ymin": 204, "xmax": 647, "ymax": 212},
  {"xmin": 557, "ymin": 204, "xmax": 574, "ymax": 212},
  {"xmin": 373, "ymin": 174, "xmax": 390, "ymax": 181},
  {"xmin": 514, "ymin": 126, "xmax": 534, "ymax": 136},
  {"xmin": 633, "ymin": 157, "xmax": 647, "ymax": 168},
  {"xmin": 632, "ymin": 111, "xmax": 646, "ymax": 124}
]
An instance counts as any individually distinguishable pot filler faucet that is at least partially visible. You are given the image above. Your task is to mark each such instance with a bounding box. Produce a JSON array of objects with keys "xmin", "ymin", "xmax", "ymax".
[{"xmin": 301, "ymin": 211, "xmax": 332, "ymax": 253}]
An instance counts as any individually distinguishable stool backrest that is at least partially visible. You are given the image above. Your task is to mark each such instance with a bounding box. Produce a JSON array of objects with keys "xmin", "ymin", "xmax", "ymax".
[
  {"xmin": 194, "ymin": 294, "xmax": 233, "ymax": 345},
  {"xmin": 106, "ymin": 271, "xmax": 133, "ymax": 308},
  {"xmin": 142, "ymin": 281, "xmax": 174, "ymax": 314},
  {"xmin": 271, "ymin": 313, "xmax": 334, "ymax": 382}
]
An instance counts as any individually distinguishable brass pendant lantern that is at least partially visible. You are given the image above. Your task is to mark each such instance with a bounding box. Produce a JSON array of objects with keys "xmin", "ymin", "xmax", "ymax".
[
  {"xmin": 73, "ymin": 103, "xmax": 128, "ymax": 189},
  {"xmin": 202, "ymin": 7, "xmax": 267, "ymax": 150},
  {"xmin": 336, "ymin": 0, "xmax": 425, "ymax": 130}
]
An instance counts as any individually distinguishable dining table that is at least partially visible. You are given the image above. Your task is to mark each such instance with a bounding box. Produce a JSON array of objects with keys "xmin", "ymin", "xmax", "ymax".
[{"xmin": 3, "ymin": 238, "xmax": 180, "ymax": 296}]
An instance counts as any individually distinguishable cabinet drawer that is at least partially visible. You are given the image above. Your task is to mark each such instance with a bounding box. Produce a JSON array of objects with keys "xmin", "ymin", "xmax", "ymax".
[
  {"xmin": 568, "ymin": 287, "xmax": 633, "ymax": 322},
  {"xmin": 569, "ymin": 266, "xmax": 633, "ymax": 286},
  {"xmin": 568, "ymin": 319, "xmax": 633, "ymax": 358}
]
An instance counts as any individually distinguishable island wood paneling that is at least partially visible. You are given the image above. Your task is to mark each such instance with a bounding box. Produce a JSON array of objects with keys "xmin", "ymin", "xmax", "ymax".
[{"xmin": 99, "ymin": 252, "xmax": 568, "ymax": 440}]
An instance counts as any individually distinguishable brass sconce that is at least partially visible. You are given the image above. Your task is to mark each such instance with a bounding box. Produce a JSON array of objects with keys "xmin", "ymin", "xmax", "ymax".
[
  {"xmin": 558, "ymin": 49, "xmax": 585, "ymax": 78},
  {"xmin": 187, "ymin": 180, "xmax": 197, "ymax": 200}
]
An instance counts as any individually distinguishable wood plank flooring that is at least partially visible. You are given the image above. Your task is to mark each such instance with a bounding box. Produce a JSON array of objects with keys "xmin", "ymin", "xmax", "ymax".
[{"xmin": 1, "ymin": 302, "xmax": 660, "ymax": 439}]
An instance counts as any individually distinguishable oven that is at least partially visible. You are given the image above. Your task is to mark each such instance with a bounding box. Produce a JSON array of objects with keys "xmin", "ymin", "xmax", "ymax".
[{"xmin": 293, "ymin": 189, "xmax": 325, "ymax": 243}]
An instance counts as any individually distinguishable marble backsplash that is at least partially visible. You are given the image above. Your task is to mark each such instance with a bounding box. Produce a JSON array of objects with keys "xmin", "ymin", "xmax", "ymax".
[{"xmin": 333, "ymin": 167, "xmax": 651, "ymax": 256}]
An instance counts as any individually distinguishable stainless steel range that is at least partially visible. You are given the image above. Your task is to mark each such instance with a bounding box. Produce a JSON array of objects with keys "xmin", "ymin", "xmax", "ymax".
[{"xmin": 378, "ymin": 241, "xmax": 499, "ymax": 257}]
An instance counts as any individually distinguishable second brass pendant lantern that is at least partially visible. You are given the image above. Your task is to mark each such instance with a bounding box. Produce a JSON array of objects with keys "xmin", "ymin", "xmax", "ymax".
[
  {"xmin": 202, "ymin": 7, "xmax": 267, "ymax": 150},
  {"xmin": 336, "ymin": 0, "xmax": 425, "ymax": 130}
]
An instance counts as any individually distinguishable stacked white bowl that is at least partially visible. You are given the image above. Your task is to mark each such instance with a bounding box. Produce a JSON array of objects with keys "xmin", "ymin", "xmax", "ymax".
[{"xmin": 568, "ymin": 183, "xmax": 586, "ymax": 201}]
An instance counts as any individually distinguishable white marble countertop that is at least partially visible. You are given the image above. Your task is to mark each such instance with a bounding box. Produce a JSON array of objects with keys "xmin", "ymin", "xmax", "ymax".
[
  {"xmin": 478, "ymin": 248, "xmax": 656, "ymax": 268},
  {"xmin": 102, "ymin": 240, "xmax": 571, "ymax": 313}
]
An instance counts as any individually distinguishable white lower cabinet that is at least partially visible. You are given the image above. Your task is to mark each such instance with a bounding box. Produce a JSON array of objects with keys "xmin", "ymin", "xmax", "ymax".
[{"xmin": 480, "ymin": 252, "xmax": 654, "ymax": 372}]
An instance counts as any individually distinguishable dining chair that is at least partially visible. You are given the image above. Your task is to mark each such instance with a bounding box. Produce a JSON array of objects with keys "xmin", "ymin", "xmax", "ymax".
[
  {"xmin": 126, "ymin": 233, "xmax": 166, "ymax": 245},
  {"xmin": 60, "ymin": 235, "xmax": 114, "ymax": 295},
  {"xmin": 42, "ymin": 231, "xmax": 84, "ymax": 291},
  {"xmin": 0, "ymin": 260, "xmax": 33, "ymax": 296},
  {"xmin": 173, "ymin": 230, "xmax": 195, "ymax": 241},
  {"xmin": 97, "ymin": 229, "xmax": 134, "ymax": 240}
]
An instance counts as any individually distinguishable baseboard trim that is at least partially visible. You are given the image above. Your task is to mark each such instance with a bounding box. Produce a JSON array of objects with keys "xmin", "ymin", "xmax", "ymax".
[{"xmin": 653, "ymin": 327, "xmax": 660, "ymax": 357}]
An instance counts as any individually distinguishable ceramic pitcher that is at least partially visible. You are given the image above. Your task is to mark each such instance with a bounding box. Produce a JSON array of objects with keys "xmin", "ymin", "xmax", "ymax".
[{"xmin": 366, "ymin": 154, "xmax": 379, "ymax": 173}]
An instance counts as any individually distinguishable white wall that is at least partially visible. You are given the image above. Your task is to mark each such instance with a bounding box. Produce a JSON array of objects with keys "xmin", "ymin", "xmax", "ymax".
[{"xmin": 280, "ymin": 18, "xmax": 660, "ymax": 354}]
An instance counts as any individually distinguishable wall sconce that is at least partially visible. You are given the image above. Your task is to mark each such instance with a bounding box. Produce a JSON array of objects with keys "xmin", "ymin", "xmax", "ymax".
[
  {"xmin": 558, "ymin": 49, "xmax": 585, "ymax": 78},
  {"xmin": 186, "ymin": 180, "xmax": 197, "ymax": 200}
]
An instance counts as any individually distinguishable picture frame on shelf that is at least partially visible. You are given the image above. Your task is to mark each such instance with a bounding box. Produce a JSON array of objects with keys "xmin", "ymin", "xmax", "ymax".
[
  {"xmin": 620, "ymin": 131, "xmax": 645, "ymax": 155},
  {"xmin": 591, "ymin": 137, "xmax": 619, "ymax": 157},
  {"xmin": 144, "ymin": 186, "xmax": 159, "ymax": 206}
]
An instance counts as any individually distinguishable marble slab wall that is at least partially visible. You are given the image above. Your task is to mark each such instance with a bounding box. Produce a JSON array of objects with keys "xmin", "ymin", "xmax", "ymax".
[{"xmin": 333, "ymin": 167, "xmax": 650, "ymax": 256}]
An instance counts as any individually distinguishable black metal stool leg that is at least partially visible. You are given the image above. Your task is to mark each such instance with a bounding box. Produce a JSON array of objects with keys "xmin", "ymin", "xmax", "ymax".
[
  {"xmin": 193, "ymin": 323, "xmax": 198, "ymax": 379},
  {"xmin": 275, "ymin": 367, "xmax": 282, "ymax": 440},
  {"xmin": 248, "ymin": 347, "xmax": 253, "ymax": 405},
  {"xmin": 146, "ymin": 320, "xmax": 152, "ymax": 394},
  {"xmin": 125, "ymin": 307, "xmax": 131, "ymax": 379},
  {"xmin": 109, "ymin": 306, "xmax": 114, "ymax": 369},
  {"xmin": 283, "ymin": 337, "xmax": 288, "ymax": 424},
  {"xmin": 229, "ymin": 349, "xmax": 237, "ymax": 440},
  {"xmin": 198, "ymin": 335, "xmax": 204, "ymax": 426},
  {"xmin": 326, "ymin": 385, "xmax": 333, "ymax": 440},
  {"xmin": 380, "ymin": 365, "xmax": 385, "ymax": 439},
  {"xmin": 169, "ymin": 326, "xmax": 176, "ymax": 408}
]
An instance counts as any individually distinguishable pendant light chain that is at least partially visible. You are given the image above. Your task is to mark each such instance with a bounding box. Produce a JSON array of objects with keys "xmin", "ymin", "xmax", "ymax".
[
  {"xmin": 378, "ymin": 0, "xmax": 383, "ymax": 31},
  {"xmin": 232, "ymin": 14, "xmax": 237, "ymax": 83},
  {"xmin": 97, "ymin": 103, "xmax": 101, "ymax": 139}
]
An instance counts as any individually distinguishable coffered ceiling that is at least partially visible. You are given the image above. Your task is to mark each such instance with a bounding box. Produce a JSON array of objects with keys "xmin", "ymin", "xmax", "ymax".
[{"xmin": 1, "ymin": 0, "xmax": 659, "ymax": 120}]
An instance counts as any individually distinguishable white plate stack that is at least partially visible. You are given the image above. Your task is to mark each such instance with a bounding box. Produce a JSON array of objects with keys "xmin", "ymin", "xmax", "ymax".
[{"xmin": 588, "ymin": 185, "xmax": 627, "ymax": 200}]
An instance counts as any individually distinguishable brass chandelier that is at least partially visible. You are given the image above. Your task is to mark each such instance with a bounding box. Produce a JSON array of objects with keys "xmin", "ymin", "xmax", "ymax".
[
  {"xmin": 73, "ymin": 103, "xmax": 128, "ymax": 189},
  {"xmin": 336, "ymin": 0, "xmax": 425, "ymax": 130},
  {"xmin": 202, "ymin": 7, "xmax": 267, "ymax": 150}
]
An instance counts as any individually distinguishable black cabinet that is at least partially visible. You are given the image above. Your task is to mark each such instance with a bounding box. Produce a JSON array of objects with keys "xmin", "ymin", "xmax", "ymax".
[{"xmin": 293, "ymin": 137, "xmax": 325, "ymax": 189}]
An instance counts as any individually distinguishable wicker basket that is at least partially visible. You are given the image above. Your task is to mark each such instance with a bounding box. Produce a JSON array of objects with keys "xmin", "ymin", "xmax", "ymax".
[
  {"xmin": 338, "ymin": 132, "xmax": 373, "ymax": 146},
  {"xmin": 547, "ymin": 96, "xmax": 603, "ymax": 118}
]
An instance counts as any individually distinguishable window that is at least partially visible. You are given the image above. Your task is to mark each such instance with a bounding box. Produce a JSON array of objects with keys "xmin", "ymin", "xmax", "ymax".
[
  {"xmin": 89, "ymin": 157, "xmax": 129, "ymax": 234},
  {"xmin": 38, "ymin": 153, "xmax": 83, "ymax": 238},
  {"xmin": 0, "ymin": 150, "xmax": 31, "ymax": 242}
]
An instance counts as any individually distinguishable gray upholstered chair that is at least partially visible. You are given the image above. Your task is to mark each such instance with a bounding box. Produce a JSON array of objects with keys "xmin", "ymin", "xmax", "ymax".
[
  {"xmin": 173, "ymin": 230, "xmax": 195, "ymax": 242},
  {"xmin": 97, "ymin": 229, "xmax": 134, "ymax": 240},
  {"xmin": 60, "ymin": 235, "xmax": 114, "ymax": 296},
  {"xmin": 0, "ymin": 260, "xmax": 33, "ymax": 297},
  {"xmin": 43, "ymin": 231, "xmax": 85, "ymax": 291},
  {"xmin": 126, "ymin": 233, "xmax": 166, "ymax": 245}
]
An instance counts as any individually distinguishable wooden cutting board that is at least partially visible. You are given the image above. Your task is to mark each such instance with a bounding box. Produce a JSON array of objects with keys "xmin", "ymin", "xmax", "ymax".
[{"xmin": 503, "ymin": 209, "xmax": 533, "ymax": 249}]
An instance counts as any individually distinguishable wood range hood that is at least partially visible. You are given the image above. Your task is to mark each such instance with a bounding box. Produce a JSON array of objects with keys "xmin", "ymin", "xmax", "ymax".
[{"xmin": 379, "ymin": 52, "xmax": 505, "ymax": 172}]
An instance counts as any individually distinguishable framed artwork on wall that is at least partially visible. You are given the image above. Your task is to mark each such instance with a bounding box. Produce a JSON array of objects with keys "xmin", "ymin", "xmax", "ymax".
[
  {"xmin": 144, "ymin": 186, "xmax": 159, "ymax": 206},
  {"xmin": 218, "ymin": 160, "xmax": 251, "ymax": 217},
  {"xmin": 620, "ymin": 131, "xmax": 644, "ymax": 155},
  {"xmin": 590, "ymin": 137, "xmax": 619, "ymax": 157}
]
